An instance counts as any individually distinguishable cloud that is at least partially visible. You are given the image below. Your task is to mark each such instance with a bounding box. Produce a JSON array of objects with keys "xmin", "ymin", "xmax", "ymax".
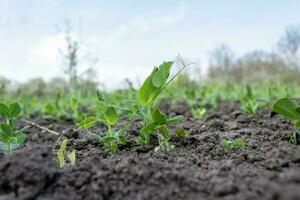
[
  {"xmin": 24, "ymin": 1, "xmax": 188, "ymax": 89},
  {"xmin": 160, "ymin": 1, "xmax": 186, "ymax": 26},
  {"xmin": 29, "ymin": 34, "xmax": 65, "ymax": 65},
  {"xmin": 107, "ymin": 1, "xmax": 186, "ymax": 43}
]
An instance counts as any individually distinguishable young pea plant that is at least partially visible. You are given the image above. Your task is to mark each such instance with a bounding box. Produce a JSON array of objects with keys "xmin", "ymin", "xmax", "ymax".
[
  {"xmin": 240, "ymin": 85, "xmax": 266, "ymax": 114},
  {"xmin": 57, "ymin": 138, "xmax": 76, "ymax": 168},
  {"xmin": 191, "ymin": 107, "xmax": 207, "ymax": 120},
  {"xmin": 44, "ymin": 90, "xmax": 84, "ymax": 122},
  {"xmin": 0, "ymin": 102, "xmax": 26, "ymax": 155},
  {"xmin": 134, "ymin": 59, "xmax": 190, "ymax": 151},
  {"xmin": 221, "ymin": 138, "xmax": 246, "ymax": 152},
  {"xmin": 272, "ymin": 97, "xmax": 300, "ymax": 144},
  {"xmin": 183, "ymin": 82, "xmax": 207, "ymax": 120},
  {"xmin": 78, "ymin": 91, "xmax": 128, "ymax": 152},
  {"xmin": 43, "ymin": 90, "xmax": 66, "ymax": 119},
  {"xmin": 69, "ymin": 92, "xmax": 85, "ymax": 122}
]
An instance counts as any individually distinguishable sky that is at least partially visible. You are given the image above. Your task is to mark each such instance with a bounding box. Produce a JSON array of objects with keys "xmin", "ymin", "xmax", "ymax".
[{"xmin": 0, "ymin": 0, "xmax": 300, "ymax": 88}]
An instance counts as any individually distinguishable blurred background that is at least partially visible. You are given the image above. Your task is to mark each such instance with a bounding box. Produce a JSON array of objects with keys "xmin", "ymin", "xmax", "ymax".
[{"xmin": 1, "ymin": 0, "xmax": 300, "ymax": 95}]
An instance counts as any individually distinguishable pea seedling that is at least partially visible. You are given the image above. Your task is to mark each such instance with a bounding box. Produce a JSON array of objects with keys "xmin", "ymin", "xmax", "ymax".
[
  {"xmin": 78, "ymin": 90, "xmax": 128, "ymax": 152},
  {"xmin": 221, "ymin": 138, "xmax": 246, "ymax": 152},
  {"xmin": 135, "ymin": 59, "xmax": 189, "ymax": 150},
  {"xmin": 240, "ymin": 85, "xmax": 266, "ymax": 114},
  {"xmin": 43, "ymin": 90, "xmax": 66, "ymax": 119},
  {"xmin": 57, "ymin": 138, "xmax": 76, "ymax": 168},
  {"xmin": 0, "ymin": 102, "xmax": 26, "ymax": 155},
  {"xmin": 272, "ymin": 97, "xmax": 300, "ymax": 144},
  {"xmin": 191, "ymin": 107, "xmax": 207, "ymax": 120}
]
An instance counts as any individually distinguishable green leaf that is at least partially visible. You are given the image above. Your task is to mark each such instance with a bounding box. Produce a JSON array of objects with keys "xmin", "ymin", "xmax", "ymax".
[
  {"xmin": 175, "ymin": 128, "xmax": 189, "ymax": 138},
  {"xmin": 137, "ymin": 73, "xmax": 158, "ymax": 106},
  {"xmin": 104, "ymin": 107, "xmax": 118, "ymax": 125},
  {"xmin": 78, "ymin": 116, "xmax": 97, "ymax": 129},
  {"xmin": 295, "ymin": 120, "xmax": 300, "ymax": 128},
  {"xmin": 97, "ymin": 101, "xmax": 108, "ymax": 115},
  {"xmin": 0, "ymin": 103, "xmax": 10, "ymax": 118},
  {"xmin": 0, "ymin": 126, "xmax": 11, "ymax": 143},
  {"xmin": 138, "ymin": 61, "xmax": 173, "ymax": 106},
  {"xmin": 14, "ymin": 132, "xmax": 26, "ymax": 144},
  {"xmin": 67, "ymin": 150, "xmax": 76, "ymax": 166},
  {"xmin": 0, "ymin": 124, "xmax": 14, "ymax": 136},
  {"xmin": 296, "ymin": 107, "xmax": 300, "ymax": 113},
  {"xmin": 191, "ymin": 107, "xmax": 207, "ymax": 119},
  {"xmin": 168, "ymin": 115, "xmax": 183, "ymax": 124},
  {"xmin": 110, "ymin": 143, "xmax": 118, "ymax": 152},
  {"xmin": 102, "ymin": 136, "xmax": 115, "ymax": 144},
  {"xmin": 141, "ymin": 122, "xmax": 157, "ymax": 134},
  {"xmin": 97, "ymin": 90, "xmax": 105, "ymax": 101},
  {"xmin": 44, "ymin": 103, "xmax": 56, "ymax": 114},
  {"xmin": 157, "ymin": 125, "xmax": 170, "ymax": 140},
  {"xmin": 9, "ymin": 103, "xmax": 21, "ymax": 118},
  {"xmin": 152, "ymin": 61, "xmax": 172, "ymax": 88},
  {"xmin": 151, "ymin": 108, "xmax": 167, "ymax": 125},
  {"xmin": 118, "ymin": 134, "xmax": 128, "ymax": 145},
  {"xmin": 272, "ymin": 98, "xmax": 300, "ymax": 120},
  {"xmin": 57, "ymin": 138, "xmax": 68, "ymax": 168}
]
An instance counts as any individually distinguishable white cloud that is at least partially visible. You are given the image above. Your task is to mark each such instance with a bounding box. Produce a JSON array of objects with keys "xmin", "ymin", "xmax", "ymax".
[
  {"xmin": 160, "ymin": 1, "xmax": 186, "ymax": 26},
  {"xmin": 29, "ymin": 34, "xmax": 65, "ymax": 65},
  {"xmin": 105, "ymin": 1, "xmax": 187, "ymax": 45}
]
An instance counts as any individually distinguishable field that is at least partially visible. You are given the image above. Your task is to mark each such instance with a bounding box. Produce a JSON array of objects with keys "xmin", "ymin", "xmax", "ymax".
[{"xmin": 1, "ymin": 61, "xmax": 300, "ymax": 200}]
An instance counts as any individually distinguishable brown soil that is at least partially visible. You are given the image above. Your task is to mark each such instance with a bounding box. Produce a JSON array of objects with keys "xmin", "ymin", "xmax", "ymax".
[{"xmin": 1, "ymin": 101, "xmax": 300, "ymax": 200}]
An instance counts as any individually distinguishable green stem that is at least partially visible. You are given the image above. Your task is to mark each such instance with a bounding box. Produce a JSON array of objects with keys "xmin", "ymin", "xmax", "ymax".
[
  {"xmin": 8, "ymin": 143, "xmax": 12, "ymax": 156},
  {"xmin": 107, "ymin": 124, "xmax": 112, "ymax": 137}
]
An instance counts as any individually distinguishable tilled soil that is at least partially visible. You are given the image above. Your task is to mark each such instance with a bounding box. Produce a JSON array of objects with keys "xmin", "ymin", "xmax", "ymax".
[{"xmin": 1, "ymin": 101, "xmax": 300, "ymax": 200}]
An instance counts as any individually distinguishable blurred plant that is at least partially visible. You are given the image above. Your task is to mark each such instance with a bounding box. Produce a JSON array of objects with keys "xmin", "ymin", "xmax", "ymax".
[
  {"xmin": 0, "ymin": 102, "xmax": 26, "ymax": 155},
  {"xmin": 191, "ymin": 107, "xmax": 207, "ymax": 120},
  {"xmin": 57, "ymin": 138, "xmax": 76, "ymax": 168},
  {"xmin": 272, "ymin": 97, "xmax": 300, "ymax": 145},
  {"xmin": 221, "ymin": 138, "xmax": 246, "ymax": 152},
  {"xmin": 272, "ymin": 97, "xmax": 300, "ymax": 129},
  {"xmin": 240, "ymin": 85, "xmax": 267, "ymax": 114},
  {"xmin": 0, "ymin": 77, "xmax": 9, "ymax": 97}
]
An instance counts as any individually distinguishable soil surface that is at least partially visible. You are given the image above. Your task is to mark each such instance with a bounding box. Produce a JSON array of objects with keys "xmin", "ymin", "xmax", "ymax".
[{"xmin": 1, "ymin": 101, "xmax": 300, "ymax": 200}]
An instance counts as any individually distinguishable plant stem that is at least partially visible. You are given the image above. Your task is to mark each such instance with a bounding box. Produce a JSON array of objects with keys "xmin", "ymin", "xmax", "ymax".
[
  {"xmin": 22, "ymin": 119, "xmax": 60, "ymax": 136},
  {"xmin": 8, "ymin": 143, "xmax": 12, "ymax": 156}
]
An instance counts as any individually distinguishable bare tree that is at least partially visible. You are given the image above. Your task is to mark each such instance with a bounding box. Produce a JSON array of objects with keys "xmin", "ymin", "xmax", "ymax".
[
  {"xmin": 60, "ymin": 31, "xmax": 79, "ymax": 91},
  {"xmin": 58, "ymin": 21, "xmax": 98, "ymax": 93},
  {"xmin": 277, "ymin": 25, "xmax": 300, "ymax": 70},
  {"xmin": 208, "ymin": 44, "xmax": 234, "ymax": 81}
]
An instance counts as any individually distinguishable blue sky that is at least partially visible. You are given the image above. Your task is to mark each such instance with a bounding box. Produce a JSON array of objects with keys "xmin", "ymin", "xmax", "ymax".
[{"xmin": 1, "ymin": 0, "xmax": 300, "ymax": 88}]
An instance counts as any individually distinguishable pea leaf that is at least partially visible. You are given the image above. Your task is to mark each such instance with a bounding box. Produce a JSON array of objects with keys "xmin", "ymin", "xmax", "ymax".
[
  {"xmin": 9, "ymin": 103, "xmax": 21, "ymax": 118},
  {"xmin": 102, "ymin": 136, "xmax": 115, "ymax": 144},
  {"xmin": 78, "ymin": 116, "xmax": 97, "ymax": 129},
  {"xmin": 168, "ymin": 115, "xmax": 184, "ymax": 124},
  {"xmin": 97, "ymin": 90, "xmax": 105, "ymax": 102},
  {"xmin": 118, "ymin": 134, "xmax": 128, "ymax": 145},
  {"xmin": 175, "ymin": 128, "xmax": 189, "ymax": 138},
  {"xmin": 157, "ymin": 125, "xmax": 170, "ymax": 140},
  {"xmin": 67, "ymin": 150, "xmax": 76, "ymax": 166},
  {"xmin": 151, "ymin": 108, "xmax": 167, "ymax": 125},
  {"xmin": 104, "ymin": 107, "xmax": 117, "ymax": 125},
  {"xmin": 137, "ymin": 72, "xmax": 159, "ymax": 106},
  {"xmin": 141, "ymin": 122, "xmax": 157, "ymax": 133},
  {"xmin": 138, "ymin": 61, "xmax": 173, "ymax": 106},
  {"xmin": 295, "ymin": 120, "xmax": 300, "ymax": 128},
  {"xmin": 57, "ymin": 138, "xmax": 68, "ymax": 168},
  {"xmin": 152, "ymin": 61, "xmax": 172, "ymax": 88},
  {"xmin": 272, "ymin": 98, "xmax": 300, "ymax": 120},
  {"xmin": 0, "ymin": 103, "xmax": 10, "ymax": 118}
]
